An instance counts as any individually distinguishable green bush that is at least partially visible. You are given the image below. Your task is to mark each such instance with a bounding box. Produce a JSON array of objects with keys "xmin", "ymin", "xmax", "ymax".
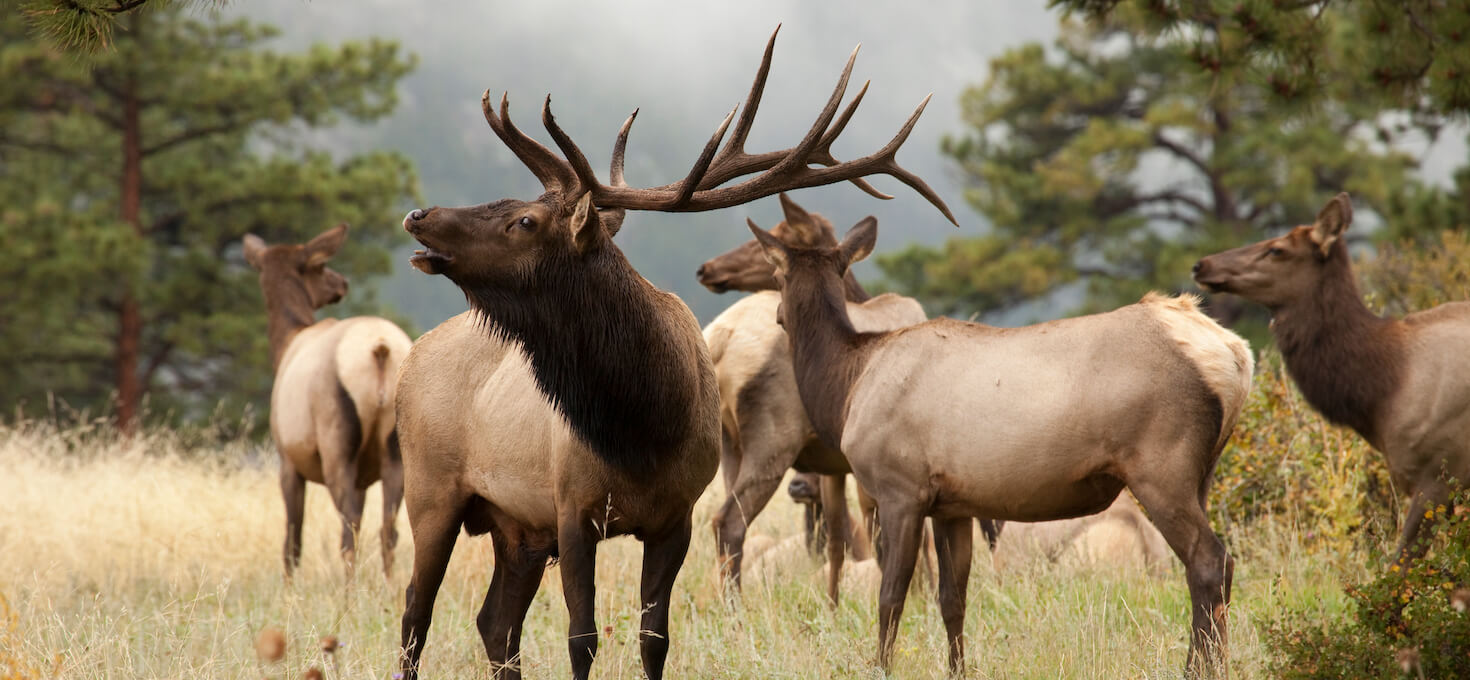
[
  {"xmin": 1211, "ymin": 353, "xmax": 1396, "ymax": 551},
  {"xmin": 1268, "ymin": 490, "xmax": 1470, "ymax": 679}
]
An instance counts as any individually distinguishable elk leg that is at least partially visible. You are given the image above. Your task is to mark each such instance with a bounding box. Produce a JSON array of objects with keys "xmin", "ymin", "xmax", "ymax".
[
  {"xmin": 977, "ymin": 518, "xmax": 1004, "ymax": 553},
  {"xmin": 279, "ymin": 458, "xmax": 306, "ymax": 579},
  {"xmin": 559, "ymin": 518, "xmax": 599, "ymax": 680},
  {"xmin": 638, "ymin": 518, "xmax": 694, "ymax": 680},
  {"xmin": 380, "ymin": 431, "xmax": 405, "ymax": 577},
  {"xmin": 856, "ymin": 480, "xmax": 880, "ymax": 563},
  {"xmin": 480, "ymin": 533, "xmax": 548, "ymax": 680},
  {"xmin": 875, "ymin": 503, "xmax": 924, "ymax": 670},
  {"xmin": 711, "ymin": 466, "xmax": 784, "ymax": 591},
  {"xmin": 933, "ymin": 517, "xmax": 973, "ymax": 675},
  {"xmin": 1129, "ymin": 478, "xmax": 1231, "ymax": 678},
  {"xmin": 399, "ymin": 494, "xmax": 465, "ymax": 680},
  {"xmin": 330, "ymin": 481, "xmax": 367, "ymax": 575},
  {"xmin": 1393, "ymin": 484, "xmax": 1451, "ymax": 568},
  {"xmin": 819, "ymin": 474, "xmax": 851, "ymax": 605}
]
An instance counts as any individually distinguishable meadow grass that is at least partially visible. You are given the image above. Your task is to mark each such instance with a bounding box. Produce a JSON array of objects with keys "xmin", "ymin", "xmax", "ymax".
[{"xmin": 0, "ymin": 420, "xmax": 1370, "ymax": 679}]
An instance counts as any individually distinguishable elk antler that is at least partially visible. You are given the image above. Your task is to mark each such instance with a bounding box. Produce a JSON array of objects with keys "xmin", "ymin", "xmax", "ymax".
[{"xmin": 482, "ymin": 25, "xmax": 958, "ymax": 226}]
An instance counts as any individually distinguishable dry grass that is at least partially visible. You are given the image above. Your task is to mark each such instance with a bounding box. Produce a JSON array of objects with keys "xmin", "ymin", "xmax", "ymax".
[{"xmin": 0, "ymin": 420, "xmax": 1367, "ymax": 679}]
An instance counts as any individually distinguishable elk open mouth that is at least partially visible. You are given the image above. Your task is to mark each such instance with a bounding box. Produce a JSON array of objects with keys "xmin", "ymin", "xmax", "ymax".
[
  {"xmin": 1193, "ymin": 276, "xmax": 1230, "ymax": 294},
  {"xmin": 409, "ymin": 248, "xmax": 453, "ymax": 275}
]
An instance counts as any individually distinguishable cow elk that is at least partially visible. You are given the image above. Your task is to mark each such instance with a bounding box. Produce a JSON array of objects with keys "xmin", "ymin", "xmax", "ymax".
[
  {"xmin": 395, "ymin": 27, "xmax": 954, "ymax": 680},
  {"xmin": 242, "ymin": 225, "xmax": 412, "ymax": 578},
  {"xmin": 699, "ymin": 194, "xmax": 931, "ymax": 603},
  {"xmin": 1194, "ymin": 193, "xmax": 1470, "ymax": 570},
  {"xmin": 750, "ymin": 215, "xmax": 1253, "ymax": 675}
]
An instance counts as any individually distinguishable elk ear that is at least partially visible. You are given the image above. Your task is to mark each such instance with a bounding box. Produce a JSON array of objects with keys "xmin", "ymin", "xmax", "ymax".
[
  {"xmin": 598, "ymin": 207, "xmax": 626, "ymax": 238},
  {"xmin": 1310, "ymin": 193, "xmax": 1352, "ymax": 257},
  {"xmin": 839, "ymin": 217, "xmax": 878, "ymax": 268},
  {"xmin": 242, "ymin": 234, "xmax": 268, "ymax": 270},
  {"xmin": 777, "ymin": 192, "xmax": 820, "ymax": 240},
  {"xmin": 747, "ymin": 218, "xmax": 789, "ymax": 273},
  {"xmin": 305, "ymin": 223, "xmax": 349, "ymax": 267},
  {"xmin": 567, "ymin": 192, "xmax": 603, "ymax": 253}
]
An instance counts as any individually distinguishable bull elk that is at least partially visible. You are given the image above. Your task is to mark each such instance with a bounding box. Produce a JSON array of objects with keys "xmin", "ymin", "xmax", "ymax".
[
  {"xmin": 394, "ymin": 27, "xmax": 954, "ymax": 680},
  {"xmin": 698, "ymin": 194, "xmax": 994, "ymax": 604},
  {"xmin": 749, "ymin": 214, "xmax": 1253, "ymax": 675},
  {"xmin": 1193, "ymin": 193, "xmax": 1470, "ymax": 570},
  {"xmin": 241, "ymin": 225, "xmax": 413, "ymax": 577}
]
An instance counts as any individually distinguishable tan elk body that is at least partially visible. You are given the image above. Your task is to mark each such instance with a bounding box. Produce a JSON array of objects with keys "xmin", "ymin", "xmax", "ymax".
[
  {"xmin": 394, "ymin": 27, "xmax": 956, "ymax": 680},
  {"xmin": 1194, "ymin": 193, "xmax": 1470, "ymax": 567},
  {"xmin": 751, "ymin": 215, "xmax": 1252, "ymax": 675},
  {"xmin": 699, "ymin": 195, "xmax": 926, "ymax": 601},
  {"xmin": 242, "ymin": 225, "xmax": 412, "ymax": 577}
]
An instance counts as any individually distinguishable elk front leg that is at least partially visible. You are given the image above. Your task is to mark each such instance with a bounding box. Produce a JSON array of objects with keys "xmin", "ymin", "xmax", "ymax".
[
  {"xmin": 380, "ymin": 431, "xmax": 405, "ymax": 577},
  {"xmin": 559, "ymin": 518, "xmax": 600, "ymax": 680},
  {"xmin": 820, "ymin": 474, "xmax": 851, "ymax": 605},
  {"xmin": 875, "ymin": 502, "xmax": 924, "ymax": 670},
  {"xmin": 1393, "ymin": 483, "xmax": 1452, "ymax": 568},
  {"xmin": 279, "ymin": 457, "xmax": 306, "ymax": 579},
  {"xmin": 711, "ymin": 465, "xmax": 784, "ymax": 591},
  {"xmin": 933, "ymin": 516, "xmax": 974, "ymax": 675},
  {"xmin": 399, "ymin": 492, "xmax": 466, "ymax": 680},
  {"xmin": 638, "ymin": 518, "xmax": 693, "ymax": 680}
]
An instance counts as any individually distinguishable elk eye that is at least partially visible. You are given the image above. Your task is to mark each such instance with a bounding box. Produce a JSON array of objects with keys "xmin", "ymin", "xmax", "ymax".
[
  {"xmin": 518, "ymin": 216, "xmax": 534, "ymax": 229},
  {"xmin": 1267, "ymin": 247, "xmax": 1284, "ymax": 257}
]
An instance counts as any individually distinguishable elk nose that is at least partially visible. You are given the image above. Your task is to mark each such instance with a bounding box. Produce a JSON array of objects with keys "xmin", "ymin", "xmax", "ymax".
[
  {"xmin": 695, "ymin": 263, "xmax": 707, "ymax": 278},
  {"xmin": 403, "ymin": 209, "xmax": 427, "ymax": 233},
  {"xmin": 1191, "ymin": 260, "xmax": 1203, "ymax": 275}
]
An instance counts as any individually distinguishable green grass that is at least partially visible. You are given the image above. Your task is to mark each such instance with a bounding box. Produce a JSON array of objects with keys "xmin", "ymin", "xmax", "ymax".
[{"xmin": 0, "ymin": 421, "xmax": 1373, "ymax": 679}]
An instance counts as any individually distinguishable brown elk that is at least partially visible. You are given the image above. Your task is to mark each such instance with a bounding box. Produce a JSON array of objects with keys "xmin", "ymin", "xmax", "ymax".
[
  {"xmin": 750, "ymin": 215, "xmax": 1252, "ymax": 675},
  {"xmin": 242, "ymin": 225, "xmax": 412, "ymax": 577},
  {"xmin": 698, "ymin": 194, "xmax": 994, "ymax": 603},
  {"xmin": 394, "ymin": 27, "xmax": 954, "ymax": 680},
  {"xmin": 1193, "ymin": 193, "xmax": 1470, "ymax": 569}
]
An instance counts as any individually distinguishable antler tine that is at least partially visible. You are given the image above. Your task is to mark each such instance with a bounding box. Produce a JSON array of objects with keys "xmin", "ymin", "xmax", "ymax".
[
  {"xmin": 672, "ymin": 106, "xmax": 738, "ymax": 207},
  {"xmin": 859, "ymin": 93, "xmax": 957, "ymax": 225},
  {"xmin": 482, "ymin": 91, "xmax": 577, "ymax": 193},
  {"xmin": 609, "ymin": 109, "xmax": 638, "ymax": 188},
  {"xmin": 711, "ymin": 24, "xmax": 778, "ymax": 168},
  {"xmin": 767, "ymin": 44, "xmax": 858, "ymax": 178},
  {"xmin": 542, "ymin": 95, "xmax": 603, "ymax": 197},
  {"xmin": 809, "ymin": 80, "xmax": 891, "ymax": 200}
]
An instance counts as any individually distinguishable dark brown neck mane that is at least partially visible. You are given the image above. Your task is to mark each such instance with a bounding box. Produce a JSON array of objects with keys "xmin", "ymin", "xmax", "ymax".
[
  {"xmin": 261, "ymin": 275, "xmax": 320, "ymax": 372},
  {"xmin": 1270, "ymin": 241, "xmax": 1405, "ymax": 445},
  {"xmin": 779, "ymin": 255, "xmax": 877, "ymax": 451},
  {"xmin": 462, "ymin": 243, "xmax": 700, "ymax": 475}
]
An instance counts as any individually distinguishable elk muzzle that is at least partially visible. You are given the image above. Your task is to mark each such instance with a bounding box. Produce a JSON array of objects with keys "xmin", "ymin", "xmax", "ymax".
[{"xmin": 404, "ymin": 208, "xmax": 454, "ymax": 275}]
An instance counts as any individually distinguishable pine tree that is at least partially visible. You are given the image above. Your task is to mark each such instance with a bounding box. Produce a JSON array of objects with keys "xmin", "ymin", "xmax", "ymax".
[
  {"xmin": 0, "ymin": 6, "xmax": 418, "ymax": 431},
  {"xmin": 875, "ymin": 5, "xmax": 1455, "ymax": 333}
]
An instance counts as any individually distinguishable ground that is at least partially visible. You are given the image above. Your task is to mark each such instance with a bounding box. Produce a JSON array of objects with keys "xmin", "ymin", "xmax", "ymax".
[{"xmin": 0, "ymin": 422, "xmax": 1365, "ymax": 679}]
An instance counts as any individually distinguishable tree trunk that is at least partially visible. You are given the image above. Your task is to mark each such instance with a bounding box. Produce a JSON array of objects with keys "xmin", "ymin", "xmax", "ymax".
[{"xmin": 114, "ymin": 73, "xmax": 143, "ymax": 434}]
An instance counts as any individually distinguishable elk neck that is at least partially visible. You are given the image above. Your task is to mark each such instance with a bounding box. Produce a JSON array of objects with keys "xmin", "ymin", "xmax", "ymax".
[
  {"xmin": 780, "ymin": 261, "xmax": 877, "ymax": 452},
  {"xmin": 841, "ymin": 270, "xmax": 873, "ymax": 303},
  {"xmin": 1268, "ymin": 242, "xmax": 1406, "ymax": 445},
  {"xmin": 260, "ymin": 275, "xmax": 320, "ymax": 372},
  {"xmin": 463, "ymin": 244, "xmax": 702, "ymax": 475}
]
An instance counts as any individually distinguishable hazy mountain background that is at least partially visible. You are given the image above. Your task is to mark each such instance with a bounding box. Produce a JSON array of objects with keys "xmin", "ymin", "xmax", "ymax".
[{"xmin": 221, "ymin": 0, "xmax": 1059, "ymax": 328}]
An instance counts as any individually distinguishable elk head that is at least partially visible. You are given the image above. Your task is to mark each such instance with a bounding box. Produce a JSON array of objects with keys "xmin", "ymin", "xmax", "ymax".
[
  {"xmin": 1192, "ymin": 193, "xmax": 1354, "ymax": 309},
  {"xmin": 242, "ymin": 224, "xmax": 351, "ymax": 310},
  {"xmin": 696, "ymin": 193, "xmax": 843, "ymax": 293},
  {"xmin": 749, "ymin": 211, "xmax": 878, "ymax": 330},
  {"xmin": 404, "ymin": 25, "xmax": 955, "ymax": 300}
]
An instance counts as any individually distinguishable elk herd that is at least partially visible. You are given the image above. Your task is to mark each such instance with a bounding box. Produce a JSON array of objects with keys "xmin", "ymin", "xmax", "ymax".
[{"xmin": 237, "ymin": 27, "xmax": 1470, "ymax": 680}]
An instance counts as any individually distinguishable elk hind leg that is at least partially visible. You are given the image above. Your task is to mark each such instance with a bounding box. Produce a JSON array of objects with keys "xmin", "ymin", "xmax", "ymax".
[
  {"xmin": 1129, "ymin": 473, "xmax": 1231, "ymax": 677},
  {"xmin": 933, "ymin": 516, "xmax": 974, "ymax": 675},
  {"xmin": 875, "ymin": 502, "xmax": 925, "ymax": 670},
  {"xmin": 279, "ymin": 457, "xmax": 307, "ymax": 579},
  {"xmin": 711, "ymin": 458, "xmax": 787, "ymax": 591}
]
